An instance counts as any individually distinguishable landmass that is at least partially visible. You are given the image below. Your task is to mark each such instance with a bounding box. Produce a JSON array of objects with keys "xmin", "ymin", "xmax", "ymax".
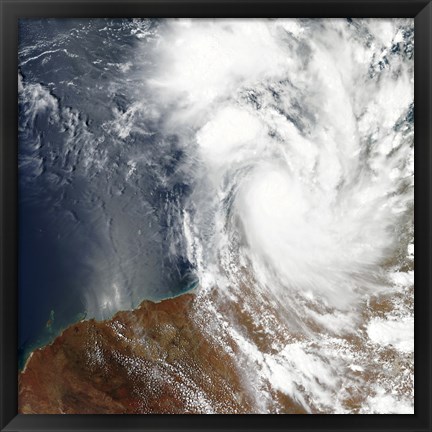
[{"xmin": 19, "ymin": 293, "xmax": 259, "ymax": 414}]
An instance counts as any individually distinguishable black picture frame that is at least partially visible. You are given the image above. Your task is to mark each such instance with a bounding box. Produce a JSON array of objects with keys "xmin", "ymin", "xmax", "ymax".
[{"xmin": 1, "ymin": 1, "xmax": 431, "ymax": 431}]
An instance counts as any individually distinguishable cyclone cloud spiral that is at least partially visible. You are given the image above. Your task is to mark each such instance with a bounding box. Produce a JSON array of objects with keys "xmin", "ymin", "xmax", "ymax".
[{"xmin": 18, "ymin": 18, "xmax": 414, "ymax": 413}]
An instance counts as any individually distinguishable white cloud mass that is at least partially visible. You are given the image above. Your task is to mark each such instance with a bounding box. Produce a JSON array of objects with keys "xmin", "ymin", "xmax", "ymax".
[{"xmin": 140, "ymin": 18, "xmax": 414, "ymax": 413}]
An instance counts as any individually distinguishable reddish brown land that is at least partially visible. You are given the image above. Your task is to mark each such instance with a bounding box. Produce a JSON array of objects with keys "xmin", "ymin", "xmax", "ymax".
[{"xmin": 19, "ymin": 294, "xmax": 259, "ymax": 414}]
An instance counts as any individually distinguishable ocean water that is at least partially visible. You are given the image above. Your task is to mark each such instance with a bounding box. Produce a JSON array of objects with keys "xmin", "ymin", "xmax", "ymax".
[
  {"xmin": 18, "ymin": 19, "xmax": 197, "ymax": 367},
  {"xmin": 18, "ymin": 18, "xmax": 414, "ymax": 413}
]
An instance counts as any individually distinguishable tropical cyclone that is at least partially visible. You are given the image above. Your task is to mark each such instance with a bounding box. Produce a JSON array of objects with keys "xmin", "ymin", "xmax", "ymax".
[{"xmin": 18, "ymin": 18, "xmax": 415, "ymax": 414}]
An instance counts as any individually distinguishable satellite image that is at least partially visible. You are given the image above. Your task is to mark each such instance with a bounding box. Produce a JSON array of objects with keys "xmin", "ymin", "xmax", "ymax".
[{"xmin": 18, "ymin": 18, "xmax": 414, "ymax": 414}]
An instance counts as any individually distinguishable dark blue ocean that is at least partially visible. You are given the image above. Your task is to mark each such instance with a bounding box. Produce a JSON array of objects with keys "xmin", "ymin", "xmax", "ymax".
[{"xmin": 18, "ymin": 19, "xmax": 198, "ymax": 369}]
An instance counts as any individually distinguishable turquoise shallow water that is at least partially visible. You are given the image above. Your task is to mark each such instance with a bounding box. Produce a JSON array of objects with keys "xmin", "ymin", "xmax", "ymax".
[
  {"xmin": 19, "ymin": 310, "xmax": 87, "ymax": 371},
  {"xmin": 19, "ymin": 280, "xmax": 199, "ymax": 371}
]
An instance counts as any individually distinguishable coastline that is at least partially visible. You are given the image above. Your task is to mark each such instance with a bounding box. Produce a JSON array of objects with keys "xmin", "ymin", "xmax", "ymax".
[
  {"xmin": 19, "ymin": 282, "xmax": 199, "ymax": 373},
  {"xmin": 18, "ymin": 287, "xmax": 260, "ymax": 414}
]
